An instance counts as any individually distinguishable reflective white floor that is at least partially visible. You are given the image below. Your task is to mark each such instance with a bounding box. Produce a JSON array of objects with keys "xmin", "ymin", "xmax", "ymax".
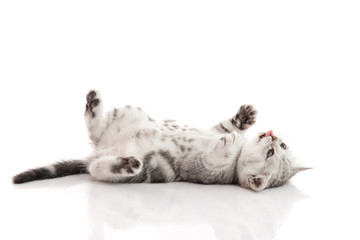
[
  {"xmin": 1, "ymin": 160, "xmax": 359, "ymax": 240},
  {"xmin": 1, "ymin": 174, "xmax": 299, "ymax": 240}
]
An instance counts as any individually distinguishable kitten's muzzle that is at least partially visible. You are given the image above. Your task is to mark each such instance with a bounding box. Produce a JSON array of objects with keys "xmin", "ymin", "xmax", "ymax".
[{"xmin": 259, "ymin": 133, "xmax": 277, "ymax": 141}]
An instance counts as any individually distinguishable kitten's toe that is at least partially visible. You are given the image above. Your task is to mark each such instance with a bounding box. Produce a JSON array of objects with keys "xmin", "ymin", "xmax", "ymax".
[{"xmin": 86, "ymin": 90, "xmax": 97, "ymax": 102}]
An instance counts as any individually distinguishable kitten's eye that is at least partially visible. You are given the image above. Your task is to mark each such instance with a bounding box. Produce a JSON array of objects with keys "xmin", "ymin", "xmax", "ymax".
[
  {"xmin": 280, "ymin": 143, "xmax": 287, "ymax": 150},
  {"xmin": 266, "ymin": 148, "xmax": 274, "ymax": 158}
]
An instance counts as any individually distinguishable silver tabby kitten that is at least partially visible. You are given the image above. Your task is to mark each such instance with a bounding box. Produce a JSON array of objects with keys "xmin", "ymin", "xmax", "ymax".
[{"xmin": 13, "ymin": 90, "xmax": 310, "ymax": 191}]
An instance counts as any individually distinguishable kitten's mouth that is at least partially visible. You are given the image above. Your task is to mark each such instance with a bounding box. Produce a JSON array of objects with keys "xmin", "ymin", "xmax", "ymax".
[{"xmin": 259, "ymin": 130, "xmax": 277, "ymax": 141}]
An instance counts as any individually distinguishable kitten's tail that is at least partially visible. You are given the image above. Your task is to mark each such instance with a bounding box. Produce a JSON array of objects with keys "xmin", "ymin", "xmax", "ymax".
[{"xmin": 12, "ymin": 160, "xmax": 89, "ymax": 184}]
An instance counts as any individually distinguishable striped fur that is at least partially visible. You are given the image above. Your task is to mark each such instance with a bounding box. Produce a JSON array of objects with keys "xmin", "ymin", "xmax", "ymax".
[
  {"xmin": 12, "ymin": 90, "xmax": 309, "ymax": 191},
  {"xmin": 13, "ymin": 160, "xmax": 88, "ymax": 184}
]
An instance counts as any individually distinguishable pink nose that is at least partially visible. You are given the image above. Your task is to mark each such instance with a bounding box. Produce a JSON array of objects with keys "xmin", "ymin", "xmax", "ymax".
[{"xmin": 265, "ymin": 130, "xmax": 273, "ymax": 137}]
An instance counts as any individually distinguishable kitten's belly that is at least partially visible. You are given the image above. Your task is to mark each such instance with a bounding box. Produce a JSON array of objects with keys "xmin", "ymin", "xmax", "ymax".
[{"xmin": 97, "ymin": 123, "xmax": 221, "ymax": 159}]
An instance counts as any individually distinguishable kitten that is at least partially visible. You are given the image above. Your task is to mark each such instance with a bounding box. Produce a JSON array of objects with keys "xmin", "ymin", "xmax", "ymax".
[{"xmin": 13, "ymin": 90, "xmax": 310, "ymax": 191}]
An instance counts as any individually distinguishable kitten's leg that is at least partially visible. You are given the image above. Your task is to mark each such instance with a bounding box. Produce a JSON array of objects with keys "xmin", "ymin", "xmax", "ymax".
[
  {"xmin": 89, "ymin": 156, "xmax": 147, "ymax": 183},
  {"xmin": 212, "ymin": 104, "xmax": 257, "ymax": 134},
  {"xmin": 85, "ymin": 90, "xmax": 106, "ymax": 142},
  {"xmin": 213, "ymin": 132, "xmax": 243, "ymax": 157},
  {"xmin": 85, "ymin": 90, "xmax": 154, "ymax": 144}
]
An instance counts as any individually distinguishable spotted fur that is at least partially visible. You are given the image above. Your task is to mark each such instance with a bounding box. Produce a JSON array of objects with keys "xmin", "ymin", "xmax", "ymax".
[{"xmin": 12, "ymin": 90, "xmax": 310, "ymax": 191}]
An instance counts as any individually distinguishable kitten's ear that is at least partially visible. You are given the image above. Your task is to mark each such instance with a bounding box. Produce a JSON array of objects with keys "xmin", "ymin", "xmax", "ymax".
[
  {"xmin": 290, "ymin": 166, "xmax": 312, "ymax": 178},
  {"xmin": 248, "ymin": 174, "xmax": 271, "ymax": 192}
]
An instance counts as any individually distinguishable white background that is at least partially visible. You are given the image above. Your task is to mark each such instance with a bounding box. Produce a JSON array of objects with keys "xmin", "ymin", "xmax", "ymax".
[{"xmin": 1, "ymin": 1, "xmax": 359, "ymax": 239}]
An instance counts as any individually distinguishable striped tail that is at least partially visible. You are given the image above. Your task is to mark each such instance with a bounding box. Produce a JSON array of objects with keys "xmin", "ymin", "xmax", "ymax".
[{"xmin": 13, "ymin": 160, "xmax": 89, "ymax": 184}]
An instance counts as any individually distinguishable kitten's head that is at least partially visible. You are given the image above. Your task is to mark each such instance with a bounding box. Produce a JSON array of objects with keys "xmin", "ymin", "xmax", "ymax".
[{"xmin": 237, "ymin": 131, "xmax": 310, "ymax": 192}]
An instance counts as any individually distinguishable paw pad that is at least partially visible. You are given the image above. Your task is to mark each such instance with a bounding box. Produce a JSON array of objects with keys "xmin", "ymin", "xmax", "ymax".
[
  {"xmin": 85, "ymin": 90, "xmax": 101, "ymax": 118},
  {"xmin": 112, "ymin": 157, "xmax": 142, "ymax": 175},
  {"xmin": 232, "ymin": 104, "xmax": 257, "ymax": 130}
]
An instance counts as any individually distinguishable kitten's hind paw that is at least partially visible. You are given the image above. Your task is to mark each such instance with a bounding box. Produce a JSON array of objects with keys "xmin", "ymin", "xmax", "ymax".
[
  {"xmin": 111, "ymin": 157, "xmax": 142, "ymax": 176},
  {"xmin": 89, "ymin": 156, "xmax": 143, "ymax": 182},
  {"xmin": 232, "ymin": 104, "xmax": 257, "ymax": 130},
  {"xmin": 85, "ymin": 90, "xmax": 102, "ymax": 118}
]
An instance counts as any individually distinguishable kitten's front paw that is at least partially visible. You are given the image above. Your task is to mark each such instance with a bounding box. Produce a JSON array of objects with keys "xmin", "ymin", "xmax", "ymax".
[
  {"xmin": 215, "ymin": 132, "xmax": 241, "ymax": 151},
  {"xmin": 232, "ymin": 104, "xmax": 257, "ymax": 130},
  {"xmin": 85, "ymin": 90, "xmax": 101, "ymax": 118}
]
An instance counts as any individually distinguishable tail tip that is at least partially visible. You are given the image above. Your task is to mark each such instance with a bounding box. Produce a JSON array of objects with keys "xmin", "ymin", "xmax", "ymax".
[
  {"xmin": 12, "ymin": 172, "xmax": 35, "ymax": 184},
  {"xmin": 13, "ymin": 175, "xmax": 25, "ymax": 184}
]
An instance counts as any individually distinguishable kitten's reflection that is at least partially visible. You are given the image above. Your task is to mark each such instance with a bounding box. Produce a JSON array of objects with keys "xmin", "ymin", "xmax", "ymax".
[{"xmin": 87, "ymin": 182, "xmax": 308, "ymax": 240}]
